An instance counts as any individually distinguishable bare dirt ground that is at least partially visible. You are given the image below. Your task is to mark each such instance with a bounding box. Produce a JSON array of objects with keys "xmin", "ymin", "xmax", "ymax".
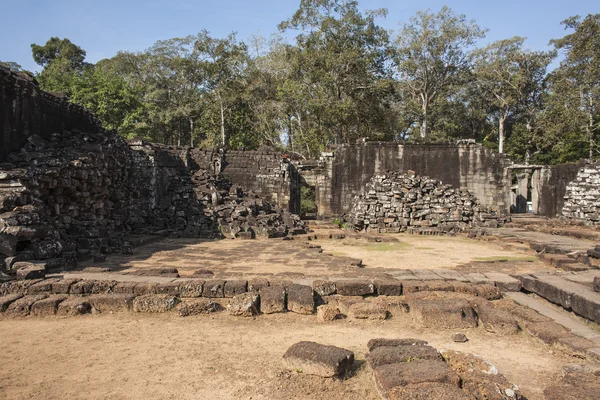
[{"xmin": 0, "ymin": 312, "xmax": 574, "ymax": 400}]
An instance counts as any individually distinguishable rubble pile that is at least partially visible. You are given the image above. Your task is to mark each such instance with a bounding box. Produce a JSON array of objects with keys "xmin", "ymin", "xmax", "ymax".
[
  {"xmin": 562, "ymin": 165, "xmax": 600, "ymax": 224},
  {"xmin": 348, "ymin": 171, "xmax": 502, "ymax": 233}
]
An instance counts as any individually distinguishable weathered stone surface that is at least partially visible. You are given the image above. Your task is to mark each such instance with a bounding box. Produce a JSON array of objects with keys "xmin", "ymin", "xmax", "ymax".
[
  {"xmin": 223, "ymin": 280, "xmax": 248, "ymax": 298},
  {"xmin": 348, "ymin": 303, "xmax": 389, "ymax": 319},
  {"xmin": 133, "ymin": 294, "xmax": 178, "ymax": 313},
  {"xmin": 282, "ymin": 341, "xmax": 354, "ymax": 377},
  {"xmin": 442, "ymin": 350, "xmax": 522, "ymax": 400},
  {"xmin": 367, "ymin": 345, "xmax": 442, "ymax": 368},
  {"xmin": 367, "ymin": 338, "xmax": 428, "ymax": 352},
  {"xmin": 389, "ymin": 383, "xmax": 471, "ymax": 400},
  {"xmin": 155, "ymin": 282, "xmax": 181, "ymax": 296},
  {"xmin": 52, "ymin": 279, "xmax": 79, "ymax": 294},
  {"xmin": 452, "ymin": 281, "xmax": 502, "ymax": 300},
  {"xmin": 374, "ymin": 280, "xmax": 403, "ymax": 296},
  {"xmin": 373, "ymin": 360, "xmax": 461, "ymax": 398},
  {"xmin": 177, "ymin": 298, "xmax": 221, "ymax": 316},
  {"xmin": 411, "ymin": 298, "xmax": 478, "ymax": 329},
  {"xmin": 260, "ymin": 285, "xmax": 286, "ymax": 314},
  {"xmin": 287, "ymin": 284, "xmax": 314, "ymax": 315},
  {"xmin": 227, "ymin": 292, "xmax": 259, "ymax": 317},
  {"xmin": 88, "ymin": 294, "xmax": 134, "ymax": 313},
  {"xmin": 593, "ymin": 276, "xmax": 600, "ymax": 293},
  {"xmin": 6, "ymin": 294, "xmax": 48, "ymax": 316},
  {"xmin": 202, "ymin": 280, "xmax": 225, "ymax": 298},
  {"xmin": 69, "ymin": 280, "xmax": 96, "ymax": 295},
  {"xmin": 523, "ymin": 321, "xmax": 572, "ymax": 344},
  {"xmin": 335, "ymin": 280, "xmax": 374, "ymax": 296},
  {"xmin": 27, "ymin": 278, "xmax": 59, "ymax": 294},
  {"xmin": 485, "ymin": 272, "xmax": 522, "ymax": 292},
  {"xmin": 374, "ymin": 296, "xmax": 410, "ymax": 316},
  {"xmin": 402, "ymin": 280, "xmax": 453, "ymax": 294},
  {"xmin": 56, "ymin": 297, "xmax": 91, "ymax": 316},
  {"xmin": 316, "ymin": 305, "xmax": 341, "ymax": 321},
  {"xmin": 112, "ymin": 281, "xmax": 138, "ymax": 294},
  {"xmin": 30, "ymin": 295, "xmax": 67, "ymax": 316},
  {"xmin": 15, "ymin": 262, "xmax": 46, "ymax": 280},
  {"xmin": 452, "ymin": 333, "xmax": 468, "ymax": 343},
  {"xmin": 133, "ymin": 282, "xmax": 158, "ymax": 295},
  {"xmin": 179, "ymin": 280, "xmax": 204, "ymax": 298},
  {"xmin": 471, "ymin": 299, "xmax": 519, "ymax": 335},
  {"xmin": 312, "ymin": 280, "xmax": 336, "ymax": 297},
  {"xmin": 0, "ymin": 293, "xmax": 23, "ymax": 311},
  {"xmin": 91, "ymin": 280, "xmax": 118, "ymax": 294},
  {"xmin": 247, "ymin": 279, "xmax": 269, "ymax": 292}
]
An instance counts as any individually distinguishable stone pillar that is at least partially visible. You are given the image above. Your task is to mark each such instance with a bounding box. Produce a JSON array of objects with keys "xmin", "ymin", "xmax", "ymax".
[{"xmin": 516, "ymin": 172, "xmax": 530, "ymax": 213}]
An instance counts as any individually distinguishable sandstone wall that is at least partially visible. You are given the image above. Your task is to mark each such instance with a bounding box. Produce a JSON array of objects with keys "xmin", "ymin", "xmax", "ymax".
[
  {"xmin": 309, "ymin": 143, "xmax": 511, "ymax": 218},
  {"xmin": 0, "ymin": 65, "xmax": 103, "ymax": 163},
  {"xmin": 562, "ymin": 164, "xmax": 600, "ymax": 224}
]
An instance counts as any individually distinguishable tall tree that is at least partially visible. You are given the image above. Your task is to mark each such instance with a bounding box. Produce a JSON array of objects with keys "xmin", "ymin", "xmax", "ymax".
[{"xmin": 393, "ymin": 6, "xmax": 486, "ymax": 139}]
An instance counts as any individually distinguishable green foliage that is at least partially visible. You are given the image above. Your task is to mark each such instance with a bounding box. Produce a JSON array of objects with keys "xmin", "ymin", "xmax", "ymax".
[{"xmin": 300, "ymin": 186, "xmax": 317, "ymax": 216}]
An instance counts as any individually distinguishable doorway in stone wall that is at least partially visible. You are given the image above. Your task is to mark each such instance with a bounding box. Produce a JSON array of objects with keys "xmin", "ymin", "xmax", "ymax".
[
  {"xmin": 300, "ymin": 185, "xmax": 317, "ymax": 219},
  {"xmin": 508, "ymin": 166, "xmax": 544, "ymax": 214}
]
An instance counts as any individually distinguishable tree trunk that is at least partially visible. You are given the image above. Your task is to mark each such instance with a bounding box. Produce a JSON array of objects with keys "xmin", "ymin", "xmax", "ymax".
[
  {"xmin": 498, "ymin": 111, "xmax": 507, "ymax": 154},
  {"xmin": 288, "ymin": 115, "xmax": 294, "ymax": 152},
  {"xmin": 219, "ymin": 98, "xmax": 226, "ymax": 147},
  {"xmin": 588, "ymin": 97, "xmax": 594, "ymax": 160},
  {"xmin": 420, "ymin": 102, "xmax": 428, "ymax": 139},
  {"xmin": 189, "ymin": 118, "xmax": 195, "ymax": 148},
  {"xmin": 177, "ymin": 119, "xmax": 182, "ymax": 147}
]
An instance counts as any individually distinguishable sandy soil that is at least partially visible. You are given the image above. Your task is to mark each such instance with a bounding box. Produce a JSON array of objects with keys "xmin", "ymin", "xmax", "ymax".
[{"xmin": 0, "ymin": 312, "xmax": 572, "ymax": 400}]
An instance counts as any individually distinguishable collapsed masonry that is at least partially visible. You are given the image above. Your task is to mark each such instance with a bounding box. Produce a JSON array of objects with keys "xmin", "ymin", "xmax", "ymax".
[
  {"xmin": 562, "ymin": 164, "xmax": 600, "ymax": 224},
  {"xmin": 0, "ymin": 130, "xmax": 303, "ymax": 273},
  {"xmin": 348, "ymin": 171, "xmax": 503, "ymax": 233}
]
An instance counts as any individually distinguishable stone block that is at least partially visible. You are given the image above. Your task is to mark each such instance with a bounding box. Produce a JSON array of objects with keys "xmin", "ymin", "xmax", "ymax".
[
  {"xmin": 402, "ymin": 280, "xmax": 453, "ymax": 293},
  {"xmin": 282, "ymin": 341, "xmax": 354, "ymax": 377},
  {"xmin": 316, "ymin": 305, "xmax": 341, "ymax": 321},
  {"xmin": 88, "ymin": 294, "xmax": 134, "ymax": 313},
  {"xmin": 452, "ymin": 333, "xmax": 468, "ymax": 343},
  {"xmin": 367, "ymin": 338, "xmax": 428, "ymax": 352},
  {"xmin": 287, "ymin": 284, "xmax": 314, "ymax": 315},
  {"xmin": 594, "ymin": 277, "xmax": 600, "ymax": 293},
  {"xmin": 91, "ymin": 280, "xmax": 118, "ymax": 294},
  {"xmin": 411, "ymin": 298, "xmax": 478, "ymax": 329},
  {"xmin": 335, "ymin": 280, "xmax": 374, "ymax": 296},
  {"xmin": 6, "ymin": 294, "xmax": 48, "ymax": 316},
  {"xmin": 30, "ymin": 295, "xmax": 67, "ymax": 316},
  {"xmin": 57, "ymin": 297, "xmax": 91, "ymax": 316},
  {"xmin": 367, "ymin": 345, "xmax": 442, "ymax": 368},
  {"xmin": 389, "ymin": 383, "xmax": 471, "ymax": 400},
  {"xmin": 179, "ymin": 280, "xmax": 204, "ymax": 298},
  {"xmin": 312, "ymin": 280, "xmax": 336, "ymax": 297},
  {"xmin": 70, "ymin": 280, "xmax": 96, "ymax": 294},
  {"xmin": 247, "ymin": 279, "xmax": 269, "ymax": 292},
  {"xmin": 227, "ymin": 292, "xmax": 259, "ymax": 317},
  {"xmin": 0, "ymin": 293, "xmax": 23, "ymax": 312},
  {"xmin": 133, "ymin": 294, "xmax": 178, "ymax": 313},
  {"xmin": 374, "ymin": 280, "xmax": 403, "ymax": 296},
  {"xmin": 523, "ymin": 321, "xmax": 572, "ymax": 344},
  {"xmin": 112, "ymin": 281, "xmax": 138, "ymax": 294},
  {"xmin": 15, "ymin": 262, "xmax": 46, "ymax": 280},
  {"xmin": 52, "ymin": 279, "xmax": 79, "ymax": 294},
  {"xmin": 373, "ymin": 360, "xmax": 461, "ymax": 398},
  {"xmin": 27, "ymin": 278, "xmax": 60, "ymax": 294},
  {"xmin": 470, "ymin": 299, "xmax": 519, "ymax": 335},
  {"xmin": 155, "ymin": 282, "xmax": 181, "ymax": 296},
  {"xmin": 259, "ymin": 285, "xmax": 286, "ymax": 314},
  {"xmin": 348, "ymin": 303, "xmax": 388, "ymax": 319},
  {"xmin": 484, "ymin": 273, "xmax": 522, "ymax": 292},
  {"xmin": 223, "ymin": 280, "xmax": 248, "ymax": 298},
  {"xmin": 133, "ymin": 282, "xmax": 157, "ymax": 295},
  {"xmin": 177, "ymin": 299, "xmax": 221, "ymax": 316},
  {"xmin": 202, "ymin": 280, "xmax": 225, "ymax": 298}
]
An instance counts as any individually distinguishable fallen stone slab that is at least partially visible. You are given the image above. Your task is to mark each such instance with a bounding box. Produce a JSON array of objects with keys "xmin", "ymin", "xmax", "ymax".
[
  {"xmin": 223, "ymin": 280, "xmax": 248, "ymax": 298},
  {"xmin": 202, "ymin": 280, "xmax": 225, "ymax": 298},
  {"xmin": 177, "ymin": 299, "xmax": 221, "ymax": 316},
  {"xmin": 373, "ymin": 360, "xmax": 461, "ymax": 399},
  {"xmin": 91, "ymin": 280, "xmax": 118, "ymax": 294},
  {"xmin": 6, "ymin": 294, "xmax": 48, "ymax": 316},
  {"xmin": 88, "ymin": 294, "xmax": 135, "ymax": 313},
  {"xmin": 52, "ymin": 279, "xmax": 80, "ymax": 294},
  {"xmin": 470, "ymin": 299, "xmax": 519, "ymax": 335},
  {"xmin": 27, "ymin": 278, "xmax": 60, "ymax": 294},
  {"xmin": 348, "ymin": 303, "xmax": 388, "ymax": 320},
  {"xmin": 282, "ymin": 341, "xmax": 354, "ymax": 377},
  {"xmin": 247, "ymin": 279, "xmax": 269, "ymax": 292},
  {"xmin": 402, "ymin": 280, "xmax": 453, "ymax": 294},
  {"xmin": 374, "ymin": 280, "xmax": 403, "ymax": 296},
  {"xmin": 373, "ymin": 296, "xmax": 410, "ymax": 316},
  {"xmin": 523, "ymin": 321, "xmax": 572, "ymax": 345},
  {"xmin": 69, "ymin": 280, "xmax": 96, "ymax": 295},
  {"xmin": 312, "ymin": 280, "xmax": 336, "ymax": 297},
  {"xmin": 227, "ymin": 292, "xmax": 259, "ymax": 317},
  {"xmin": 367, "ymin": 345, "xmax": 442, "ymax": 368},
  {"xmin": 484, "ymin": 273, "xmax": 522, "ymax": 292},
  {"xmin": 56, "ymin": 297, "xmax": 91, "ymax": 316},
  {"xmin": 442, "ymin": 350, "xmax": 522, "ymax": 400},
  {"xmin": 389, "ymin": 383, "xmax": 471, "ymax": 400},
  {"xmin": 316, "ymin": 305, "xmax": 341, "ymax": 321},
  {"xmin": 335, "ymin": 280, "xmax": 374, "ymax": 296},
  {"xmin": 411, "ymin": 298, "xmax": 478, "ymax": 329},
  {"xmin": 367, "ymin": 338, "xmax": 428, "ymax": 352},
  {"xmin": 260, "ymin": 285, "xmax": 286, "ymax": 314},
  {"xmin": 0, "ymin": 293, "xmax": 23, "ymax": 312},
  {"xmin": 30, "ymin": 295, "xmax": 67, "ymax": 316},
  {"xmin": 179, "ymin": 280, "xmax": 204, "ymax": 298},
  {"xmin": 451, "ymin": 282, "xmax": 502, "ymax": 300},
  {"xmin": 287, "ymin": 284, "xmax": 314, "ymax": 315},
  {"xmin": 112, "ymin": 281, "xmax": 138, "ymax": 294},
  {"xmin": 133, "ymin": 282, "xmax": 158, "ymax": 295},
  {"xmin": 15, "ymin": 262, "xmax": 46, "ymax": 280},
  {"xmin": 133, "ymin": 294, "xmax": 178, "ymax": 313},
  {"xmin": 452, "ymin": 333, "xmax": 468, "ymax": 343},
  {"xmin": 155, "ymin": 282, "xmax": 181, "ymax": 296}
]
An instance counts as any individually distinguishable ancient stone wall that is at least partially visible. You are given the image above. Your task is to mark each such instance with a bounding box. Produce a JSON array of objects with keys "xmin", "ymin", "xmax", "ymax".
[
  {"xmin": 562, "ymin": 164, "xmax": 600, "ymax": 224},
  {"xmin": 538, "ymin": 162, "xmax": 586, "ymax": 218},
  {"xmin": 0, "ymin": 65, "xmax": 103, "ymax": 163},
  {"xmin": 306, "ymin": 143, "xmax": 511, "ymax": 218}
]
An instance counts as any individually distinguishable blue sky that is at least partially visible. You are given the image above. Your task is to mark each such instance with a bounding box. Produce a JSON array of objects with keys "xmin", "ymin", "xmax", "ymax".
[{"xmin": 1, "ymin": 0, "xmax": 597, "ymax": 72}]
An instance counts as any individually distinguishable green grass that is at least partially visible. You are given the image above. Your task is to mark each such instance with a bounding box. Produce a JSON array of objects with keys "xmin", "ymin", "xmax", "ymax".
[{"xmin": 473, "ymin": 256, "xmax": 537, "ymax": 263}]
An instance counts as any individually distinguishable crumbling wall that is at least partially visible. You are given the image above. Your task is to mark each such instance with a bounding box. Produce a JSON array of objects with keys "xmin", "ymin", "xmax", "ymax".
[
  {"xmin": 561, "ymin": 164, "xmax": 600, "ymax": 224},
  {"xmin": 0, "ymin": 65, "xmax": 102, "ymax": 163},
  {"xmin": 538, "ymin": 162, "xmax": 586, "ymax": 218},
  {"xmin": 311, "ymin": 143, "xmax": 511, "ymax": 218}
]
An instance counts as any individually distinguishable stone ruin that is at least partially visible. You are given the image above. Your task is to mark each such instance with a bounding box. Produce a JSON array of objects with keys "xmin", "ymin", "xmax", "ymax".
[
  {"xmin": 562, "ymin": 164, "xmax": 600, "ymax": 224},
  {"xmin": 348, "ymin": 171, "xmax": 503, "ymax": 233}
]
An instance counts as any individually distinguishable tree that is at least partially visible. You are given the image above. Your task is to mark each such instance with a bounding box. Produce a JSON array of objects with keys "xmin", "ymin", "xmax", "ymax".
[
  {"xmin": 473, "ymin": 37, "xmax": 555, "ymax": 154},
  {"xmin": 548, "ymin": 14, "xmax": 600, "ymax": 160},
  {"xmin": 31, "ymin": 37, "xmax": 86, "ymax": 69},
  {"xmin": 393, "ymin": 6, "xmax": 486, "ymax": 139}
]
